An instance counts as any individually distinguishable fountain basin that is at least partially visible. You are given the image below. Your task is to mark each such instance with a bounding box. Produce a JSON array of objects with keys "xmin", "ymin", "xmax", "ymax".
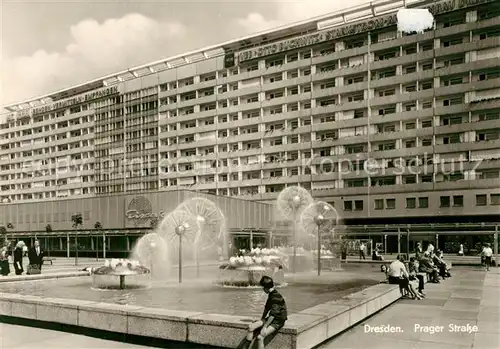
[
  {"xmin": 0, "ymin": 280, "xmax": 401, "ymax": 349},
  {"xmin": 285, "ymin": 254, "xmax": 313, "ymax": 273},
  {"xmin": 217, "ymin": 265, "xmax": 285, "ymax": 287},
  {"xmin": 92, "ymin": 274, "xmax": 151, "ymax": 290},
  {"xmin": 92, "ymin": 260, "xmax": 151, "ymax": 290},
  {"xmin": 311, "ymin": 255, "xmax": 342, "ymax": 271}
]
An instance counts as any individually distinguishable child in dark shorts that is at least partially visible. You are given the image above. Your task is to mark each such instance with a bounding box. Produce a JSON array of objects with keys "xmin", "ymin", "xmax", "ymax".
[{"xmin": 242, "ymin": 276, "xmax": 288, "ymax": 349}]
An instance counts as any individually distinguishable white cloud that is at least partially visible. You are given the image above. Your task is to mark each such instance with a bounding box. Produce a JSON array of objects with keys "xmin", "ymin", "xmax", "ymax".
[
  {"xmin": 235, "ymin": 0, "xmax": 372, "ymax": 34},
  {"xmin": 235, "ymin": 12, "xmax": 281, "ymax": 33},
  {"xmin": 0, "ymin": 14, "xmax": 185, "ymax": 106}
]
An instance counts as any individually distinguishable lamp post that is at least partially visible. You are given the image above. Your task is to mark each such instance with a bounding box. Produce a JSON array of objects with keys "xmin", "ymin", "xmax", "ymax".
[
  {"xmin": 75, "ymin": 235, "xmax": 79, "ymax": 266},
  {"xmin": 149, "ymin": 241, "xmax": 156, "ymax": 277},
  {"xmin": 313, "ymin": 204, "xmax": 330, "ymax": 276},
  {"xmin": 291, "ymin": 195, "xmax": 301, "ymax": 274},
  {"xmin": 195, "ymin": 215, "xmax": 205, "ymax": 278},
  {"xmin": 175, "ymin": 222, "xmax": 190, "ymax": 283}
]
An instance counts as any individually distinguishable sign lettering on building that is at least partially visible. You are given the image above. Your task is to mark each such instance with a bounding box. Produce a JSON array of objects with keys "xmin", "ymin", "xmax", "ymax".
[
  {"xmin": 125, "ymin": 210, "xmax": 166, "ymax": 220},
  {"xmin": 125, "ymin": 196, "xmax": 165, "ymax": 222},
  {"xmin": 32, "ymin": 86, "xmax": 119, "ymax": 115},
  {"xmin": 238, "ymin": 0, "xmax": 492, "ymax": 62}
]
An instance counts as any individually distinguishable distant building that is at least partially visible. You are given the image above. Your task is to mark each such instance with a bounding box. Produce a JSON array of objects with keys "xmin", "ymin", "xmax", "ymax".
[
  {"xmin": 0, "ymin": 0, "xmax": 499, "ymax": 230},
  {"xmin": 0, "ymin": 190, "xmax": 273, "ymax": 257}
]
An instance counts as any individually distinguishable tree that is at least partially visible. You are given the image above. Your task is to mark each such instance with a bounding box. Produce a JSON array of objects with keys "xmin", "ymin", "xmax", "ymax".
[
  {"xmin": 0, "ymin": 226, "xmax": 7, "ymax": 247},
  {"xmin": 71, "ymin": 214, "xmax": 83, "ymax": 229},
  {"xmin": 71, "ymin": 214, "xmax": 83, "ymax": 265},
  {"xmin": 94, "ymin": 221, "xmax": 102, "ymax": 230}
]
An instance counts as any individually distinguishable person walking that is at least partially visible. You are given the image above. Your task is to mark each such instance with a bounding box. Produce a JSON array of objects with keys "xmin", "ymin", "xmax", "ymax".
[
  {"xmin": 0, "ymin": 246, "xmax": 10, "ymax": 276},
  {"xmin": 28, "ymin": 240, "xmax": 44, "ymax": 274},
  {"xmin": 13, "ymin": 241, "xmax": 25, "ymax": 275},
  {"xmin": 481, "ymin": 243, "xmax": 493, "ymax": 271},
  {"xmin": 359, "ymin": 242, "xmax": 366, "ymax": 260}
]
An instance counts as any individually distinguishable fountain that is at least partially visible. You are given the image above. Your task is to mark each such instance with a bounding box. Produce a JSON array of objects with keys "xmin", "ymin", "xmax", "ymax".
[
  {"xmin": 157, "ymin": 209, "xmax": 198, "ymax": 283},
  {"xmin": 300, "ymin": 201, "xmax": 340, "ymax": 275},
  {"xmin": 217, "ymin": 248, "xmax": 287, "ymax": 287},
  {"xmin": 276, "ymin": 186, "xmax": 313, "ymax": 273},
  {"xmin": 92, "ymin": 258, "xmax": 150, "ymax": 290},
  {"xmin": 90, "ymin": 194, "xmax": 340, "ymax": 290},
  {"xmin": 175, "ymin": 197, "xmax": 227, "ymax": 276},
  {"xmin": 130, "ymin": 232, "xmax": 170, "ymax": 280}
]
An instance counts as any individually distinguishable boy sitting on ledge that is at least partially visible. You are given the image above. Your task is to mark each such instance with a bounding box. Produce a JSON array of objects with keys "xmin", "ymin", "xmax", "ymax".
[{"xmin": 239, "ymin": 276, "xmax": 288, "ymax": 349}]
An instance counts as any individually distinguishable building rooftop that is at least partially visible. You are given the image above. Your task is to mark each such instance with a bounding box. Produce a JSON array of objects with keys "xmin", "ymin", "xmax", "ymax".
[{"xmin": 0, "ymin": 0, "xmax": 426, "ymax": 114}]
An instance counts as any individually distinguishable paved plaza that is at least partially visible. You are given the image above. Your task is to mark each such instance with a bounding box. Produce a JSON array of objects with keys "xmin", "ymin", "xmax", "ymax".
[
  {"xmin": 319, "ymin": 268, "xmax": 500, "ymax": 349},
  {"xmin": 0, "ymin": 323, "xmax": 150, "ymax": 349},
  {"xmin": 0, "ymin": 267, "xmax": 498, "ymax": 348}
]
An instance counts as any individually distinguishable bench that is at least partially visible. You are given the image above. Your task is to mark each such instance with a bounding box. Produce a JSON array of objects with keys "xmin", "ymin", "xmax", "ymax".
[
  {"xmin": 382, "ymin": 272, "xmax": 429, "ymax": 284},
  {"xmin": 42, "ymin": 257, "xmax": 55, "ymax": 265}
]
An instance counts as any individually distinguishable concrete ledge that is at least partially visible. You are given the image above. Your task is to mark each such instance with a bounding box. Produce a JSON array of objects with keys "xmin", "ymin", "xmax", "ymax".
[
  {"xmin": 342, "ymin": 259, "xmax": 391, "ymax": 264},
  {"xmin": 0, "ymin": 271, "xmax": 90, "ymax": 283},
  {"xmin": 0, "ymin": 282, "xmax": 401, "ymax": 349},
  {"xmin": 342, "ymin": 259, "xmax": 454, "ymax": 268}
]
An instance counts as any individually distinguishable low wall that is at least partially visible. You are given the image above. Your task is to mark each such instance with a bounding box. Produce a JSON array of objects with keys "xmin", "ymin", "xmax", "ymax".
[
  {"xmin": 342, "ymin": 259, "xmax": 454, "ymax": 269},
  {"xmin": 0, "ymin": 271, "xmax": 90, "ymax": 283},
  {"xmin": 0, "ymin": 282, "xmax": 401, "ymax": 349}
]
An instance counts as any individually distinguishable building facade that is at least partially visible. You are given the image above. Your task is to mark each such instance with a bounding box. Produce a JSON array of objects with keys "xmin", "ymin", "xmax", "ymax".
[
  {"xmin": 0, "ymin": 0, "xmax": 499, "ymax": 226},
  {"xmin": 0, "ymin": 190, "xmax": 273, "ymax": 257}
]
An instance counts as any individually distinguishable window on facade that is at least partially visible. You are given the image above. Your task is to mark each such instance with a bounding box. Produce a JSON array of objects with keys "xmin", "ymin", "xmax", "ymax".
[
  {"xmin": 374, "ymin": 199, "xmax": 384, "ymax": 210},
  {"xmin": 491, "ymin": 194, "xmax": 500, "ymax": 205},
  {"xmin": 453, "ymin": 195, "xmax": 464, "ymax": 207},
  {"xmin": 418, "ymin": 197, "xmax": 429, "ymax": 208},
  {"xmin": 476, "ymin": 194, "xmax": 487, "ymax": 206},
  {"xmin": 422, "ymin": 120, "xmax": 433, "ymax": 128},
  {"xmin": 344, "ymin": 201, "xmax": 353, "ymax": 211},
  {"xmin": 404, "ymin": 175, "xmax": 417, "ymax": 184},
  {"xmin": 385, "ymin": 199, "xmax": 396, "ymax": 209},
  {"xmin": 406, "ymin": 198, "xmax": 417, "ymax": 208},
  {"xmin": 422, "ymin": 139, "xmax": 432, "ymax": 146},
  {"xmin": 422, "ymin": 175, "xmax": 433, "ymax": 183},
  {"xmin": 354, "ymin": 200, "xmax": 363, "ymax": 211},
  {"xmin": 440, "ymin": 196, "xmax": 451, "ymax": 207}
]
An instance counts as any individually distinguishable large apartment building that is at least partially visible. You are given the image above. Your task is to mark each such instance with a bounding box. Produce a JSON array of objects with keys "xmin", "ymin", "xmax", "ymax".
[{"xmin": 0, "ymin": 0, "xmax": 499, "ymax": 225}]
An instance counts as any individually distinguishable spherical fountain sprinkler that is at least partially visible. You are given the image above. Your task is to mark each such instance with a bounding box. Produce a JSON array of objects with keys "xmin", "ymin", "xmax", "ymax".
[
  {"xmin": 176, "ymin": 197, "xmax": 227, "ymax": 277},
  {"xmin": 130, "ymin": 232, "xmax": 169, "ymax": 283},
  {"xmin": 276, "ymin": 186, "xmax": 313, "ymax": 274},
  {"xmin": 158, "ymin": 210, "xmax": 198, "ymax": 284},
  {"xmin": 300, "ymin": 201, "xmax": 339, "ymax": 276},
  {"xmin": 175, "ymin": 223, "xmax": 189, "ymax": 283}
]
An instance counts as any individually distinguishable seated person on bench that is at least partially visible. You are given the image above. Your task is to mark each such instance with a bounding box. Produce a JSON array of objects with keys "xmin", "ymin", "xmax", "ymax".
[
  {"xmin": 387, "ymin": 255, "xmax": 421, "ymax": 299},
  {"xmin": 372, "ymin": 248, "xmax": 383, "ymax": 261},
  {"xmin": 418, "ymin": 252, "xmax": 440, "ymax": 283},
  {"xmin": 434, "ymin": 250, "xmax": 451, "ymax": 278},
  {"xmin": 408, "ymin": 257, "xmax": 425, "ymax": 296},
  {"xmin": 243, "ymin": 276, "xmax": 288, "ymax": 349}
]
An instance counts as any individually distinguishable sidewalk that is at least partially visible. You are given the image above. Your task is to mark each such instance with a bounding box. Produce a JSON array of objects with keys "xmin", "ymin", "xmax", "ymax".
[
  {"xmin": 319, "ymin": 267, "xmax": 500, "ymax": 349},
  {"xmin": 8, "ymin": 257, "xmax": 220, "ymax": 268},
  {"xmin": 0, "ymin": 323, "xmax": 151, "ymax": 349}
]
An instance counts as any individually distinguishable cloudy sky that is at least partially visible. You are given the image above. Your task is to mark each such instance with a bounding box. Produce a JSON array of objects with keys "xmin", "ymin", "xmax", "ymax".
[{"xmin": 0, "ymin": 0, "xmax": 371, "ymax": 108}]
